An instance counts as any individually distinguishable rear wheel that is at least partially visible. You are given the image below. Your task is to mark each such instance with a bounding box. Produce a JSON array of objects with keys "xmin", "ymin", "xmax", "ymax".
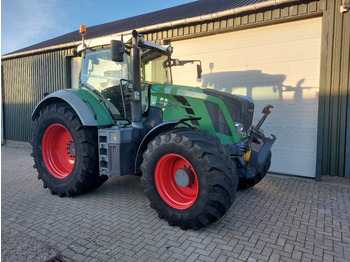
[
  {"xmin": 32, "ymin": 103, "xmax": 108, "ymax": 197},
  {"xmin": 141, "ymin": 128, "xmax": 238, "ymax": 230}
]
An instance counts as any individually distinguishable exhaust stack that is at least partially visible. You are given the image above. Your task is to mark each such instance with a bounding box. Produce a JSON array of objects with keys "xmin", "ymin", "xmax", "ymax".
[{"xmin": 130, "ymin": 30, "xmax": 143, "ymax": 128}]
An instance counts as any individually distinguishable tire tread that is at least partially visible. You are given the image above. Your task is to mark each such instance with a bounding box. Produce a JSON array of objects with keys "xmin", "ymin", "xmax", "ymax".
[
  {"xmin": 32, "ymin": 103, "xmax": 108, "ymax": 197},
  {"xmin": 141, "ymin": 128, "xmax": 238, "ymax": 230}
]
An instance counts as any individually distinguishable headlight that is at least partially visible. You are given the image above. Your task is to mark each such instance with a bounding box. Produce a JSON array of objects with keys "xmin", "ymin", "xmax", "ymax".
[{"xmin": 235, "ymin": 122, "xmax": 244, "ymax": 134}]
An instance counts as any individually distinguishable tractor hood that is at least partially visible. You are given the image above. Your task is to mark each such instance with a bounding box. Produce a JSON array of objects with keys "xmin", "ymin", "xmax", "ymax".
[
  {"xmin": 150, "ymin": 83, "xmax": 255, "ymax": 134},
  {"xmin": 150, "ymin": 83, "xmax": 253, "ymax": 104}
]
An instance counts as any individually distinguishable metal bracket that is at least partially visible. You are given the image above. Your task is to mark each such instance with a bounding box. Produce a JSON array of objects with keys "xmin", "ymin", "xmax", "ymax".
[{"xmin": 246, "ymin": 134, "xmax": 276, "ymax": 179}]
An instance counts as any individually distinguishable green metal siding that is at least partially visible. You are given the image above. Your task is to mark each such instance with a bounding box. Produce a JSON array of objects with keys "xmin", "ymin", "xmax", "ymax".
[
  {"xmin": 143, "ymin": 1, "xmax": 324, "ymax": 42},
  {"xmin": 2, "ymin": 48, "xmax": 74, "ymax": 142},
  {"xmin": 317, "ymin": 0, "xmax": 350, "ymax": 178}
]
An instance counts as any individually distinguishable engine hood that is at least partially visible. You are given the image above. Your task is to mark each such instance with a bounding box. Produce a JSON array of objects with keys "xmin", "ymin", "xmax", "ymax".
[{"xmin": 150, "ymin": 83, "xmax": 254, "ymax": 132}]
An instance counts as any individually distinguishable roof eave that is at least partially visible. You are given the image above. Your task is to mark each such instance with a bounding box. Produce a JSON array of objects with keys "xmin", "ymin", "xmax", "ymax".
[{"xmin": 1, "ymin": 0, "xmax": 300, "ymax": 60}]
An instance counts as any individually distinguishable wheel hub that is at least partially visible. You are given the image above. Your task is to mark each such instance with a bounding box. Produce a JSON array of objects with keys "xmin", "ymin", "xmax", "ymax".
[
  {"xmin": 175, "ymin": 167, "xmax": 194, "ymax": 188},
  {"xmin": 66, "ymin": 140, "xmax": 76, "ymax": 157}
]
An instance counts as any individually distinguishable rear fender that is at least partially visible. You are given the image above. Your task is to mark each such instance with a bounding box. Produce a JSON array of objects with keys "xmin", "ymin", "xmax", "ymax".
[{"xmin": 31, "ymin": 89, "xmax": 114, "ymax": 126}]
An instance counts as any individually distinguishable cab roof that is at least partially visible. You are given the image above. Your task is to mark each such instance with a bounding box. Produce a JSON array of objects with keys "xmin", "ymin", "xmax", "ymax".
[{"xmin": 77, "ymin": 34, "xmax": 171, "ymax": 54}]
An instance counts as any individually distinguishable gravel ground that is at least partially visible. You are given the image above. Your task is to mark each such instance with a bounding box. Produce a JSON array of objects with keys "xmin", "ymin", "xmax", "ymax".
[{"xmin": 1, "ymin": 225, "xmax": 58, "ymax": 262}]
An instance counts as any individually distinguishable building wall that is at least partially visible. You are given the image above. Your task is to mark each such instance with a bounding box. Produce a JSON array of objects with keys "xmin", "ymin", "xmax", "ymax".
[
  {"xmin": 143, "ymin": 1, "xmax": 324, "ymax": 43},
  {"xmin": 2, "ymin": 48, "xmax": 74, "ymax": 142},
  {"xmin": 170, "ymin": 17, "xmax": 322, "ymax": 177},
  {"xmin": 317, "ymin": 0, "xmax": 350, "ymax": 178}
]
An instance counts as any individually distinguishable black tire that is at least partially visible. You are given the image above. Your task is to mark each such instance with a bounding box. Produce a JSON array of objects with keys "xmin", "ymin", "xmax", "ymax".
[
  {"xmin": 32, "ymin": 103, "xmax": 108, "ymax": 197},
  {"xmin": 141, "ymin": 128, "xmax": 238, "ymax": 230},
  {"xmin": 238, "ymin": 151, "xmax": 272, "ymax": 190}
]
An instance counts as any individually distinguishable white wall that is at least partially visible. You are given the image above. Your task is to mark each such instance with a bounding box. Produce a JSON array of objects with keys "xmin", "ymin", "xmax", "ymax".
[{"xmin": 171, "ymin": 17, "xmax": 322, "ymax": 177}]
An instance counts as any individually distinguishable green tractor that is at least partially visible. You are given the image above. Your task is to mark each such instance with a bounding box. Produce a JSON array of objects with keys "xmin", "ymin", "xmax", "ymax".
[{"xmin": 32, "ymin": 29, "xmax": 275, "ymax": 230}]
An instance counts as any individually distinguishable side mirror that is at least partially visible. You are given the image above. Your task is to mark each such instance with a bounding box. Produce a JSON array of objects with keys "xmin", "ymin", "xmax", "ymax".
[
  {"xmin": 111, "ymin": 40, "xmax": 124, "ymax": 62},
  {"xmin": 174, "ymin": 59, "xmax": 180, "ymax": 66},
  {"xmin": 197, "ymin": 64, "xmax": 202, "ymax": 79}
]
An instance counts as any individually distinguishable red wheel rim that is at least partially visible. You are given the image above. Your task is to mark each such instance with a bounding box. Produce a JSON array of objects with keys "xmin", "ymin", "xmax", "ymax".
[
  {"xmin": 155, "ymin": 154, "xmax": 199, "ymax": 210},
  {"xmin": 42, "ymin": 124, "xmax": 75, "ymax": 179}
]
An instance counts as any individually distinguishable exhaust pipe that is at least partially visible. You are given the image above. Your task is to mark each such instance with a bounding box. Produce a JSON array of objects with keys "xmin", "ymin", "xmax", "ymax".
[{"xmin": 130, "ymin": 30, "xmax": 143, "ymax": 128}]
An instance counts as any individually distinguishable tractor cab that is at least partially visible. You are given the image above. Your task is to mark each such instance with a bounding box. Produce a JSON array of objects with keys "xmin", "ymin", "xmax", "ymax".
[
  {"xmin": 79, "ymin": 35, "xmax": 173, "ymax": 121},
  {"xmin": 78, "ymin": 32, "xmax": 202, "ymax": 124}
]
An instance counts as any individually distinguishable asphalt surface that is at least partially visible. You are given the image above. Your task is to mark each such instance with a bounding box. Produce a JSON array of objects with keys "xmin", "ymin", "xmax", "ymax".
[{"xmin": 2, "ymin": 144, "xmax": 350, "ymax": 262}]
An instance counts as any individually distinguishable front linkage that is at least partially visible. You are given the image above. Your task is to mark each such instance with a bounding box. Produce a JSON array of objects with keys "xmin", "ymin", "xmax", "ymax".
[{"xmin": 235, "ymin": 105, "xmax": 276, "ymax": 189}]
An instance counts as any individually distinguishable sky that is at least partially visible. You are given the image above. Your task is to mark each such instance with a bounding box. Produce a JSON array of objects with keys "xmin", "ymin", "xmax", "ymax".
[{"xmin": 1, "ymin": 0, "xmax": 196, "ymax": 55}]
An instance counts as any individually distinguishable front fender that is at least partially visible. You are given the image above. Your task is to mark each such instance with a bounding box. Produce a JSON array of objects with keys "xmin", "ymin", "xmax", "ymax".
[
  {"xmin": 134, "ymin": 117, "xmax": 201, "ymax": 173},
  {"xmin": 32, "ymin": 89, "xmax": 114, "ymax": 126}
]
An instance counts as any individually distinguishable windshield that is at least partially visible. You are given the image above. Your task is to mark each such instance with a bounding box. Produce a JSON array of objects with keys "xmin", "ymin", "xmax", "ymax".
[
  {"xmin": 81, "ymin": 48, "xmax": 128, "ymax": 91},
  {"xmin": 81, "ymin": 48, "xmax": 129, "ymax": 120},
  {"xmin": 80, "ymin": 46, "xmax": 171, "ymax": 120}
]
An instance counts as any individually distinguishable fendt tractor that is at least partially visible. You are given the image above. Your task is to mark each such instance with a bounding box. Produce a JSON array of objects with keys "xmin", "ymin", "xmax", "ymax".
[{"xmin": 31, "ymin": 26, "xmax": 276, "ymax": 230}]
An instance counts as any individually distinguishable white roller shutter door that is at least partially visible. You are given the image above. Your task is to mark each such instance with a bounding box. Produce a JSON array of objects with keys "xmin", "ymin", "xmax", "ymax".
[{"xmin": 171, "ymin": 17, "xmax": 322, "ymax": 177}]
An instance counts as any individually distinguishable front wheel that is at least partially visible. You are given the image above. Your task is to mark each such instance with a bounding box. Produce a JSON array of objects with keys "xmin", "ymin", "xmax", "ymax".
[
  {"xmin": 32, "ymin": 103, "xmax": 108, "ymax": 197},
  {"xmin": 141, "ymin": 128, "xmax": 238, "ymax": 230}
]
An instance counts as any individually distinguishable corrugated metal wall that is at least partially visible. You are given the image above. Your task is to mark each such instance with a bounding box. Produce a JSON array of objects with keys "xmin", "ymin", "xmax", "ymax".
[
  {"xmin": 317, "ymin": 0, "xmax": 350, "ymax": 178},
  {"xmin": 144, "ymin": 1, "xmax": 324, "ymax": 43},
  {"xmin": 2, "ymin": 48, "xmax": 74, "ymax": 142}
]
